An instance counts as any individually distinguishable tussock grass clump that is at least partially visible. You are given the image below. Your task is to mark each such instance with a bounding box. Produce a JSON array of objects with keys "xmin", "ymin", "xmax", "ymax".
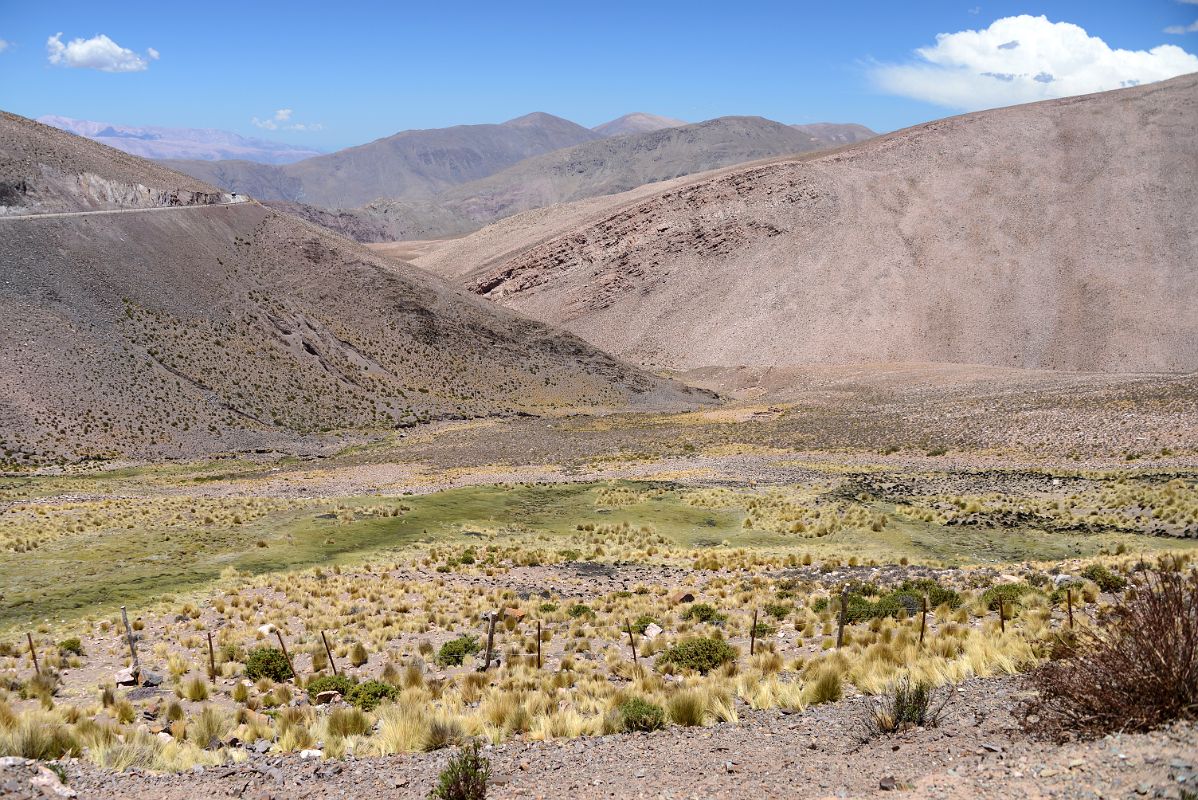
[
  {"xmin": 666, "ymin": 689, "xmax": 707, "ymax": 726},
  {"xmin": 804, "ymin": 666, "xmax": 843, "ymax": 705},
  {"xmin": 1024, "ymin": 569, "xmax": 1198, "ymax": 738}
]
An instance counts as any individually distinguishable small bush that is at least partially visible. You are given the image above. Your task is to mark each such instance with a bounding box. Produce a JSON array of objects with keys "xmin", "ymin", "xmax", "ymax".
[
  {"xmin": 868, "ymin": 677, "xmax": 947, "ymax": 734},
  {"xmin": 348, "ymin": 679, "xmax": 398, "ymax": 711},
  {"xmin": 245, "ymin": 647, "xmax": 293, "ymax": 682},
  {"xmin": 1023, "ymin": 570, "xmax": 1198, "ymax": 738},
  {"xmin": 308, "ymin": 674, "xmax": 356, "ymax": 700},
  {"xmin": 567, "ymin": 604, "xmax": 593, "ymax": 619},
  {"xmin": 58, "ymin": 638, "xmax": 84, "ymax": 657},
  {"xmin": 631, "ymin": 615, "xmax": 657, "ymax": 635},
  {"xmin": 1080, "ymin": 564, "xmax": 1127, "ymax": 593},
  {"xmin": 429, "ymin": 738, "xmax": 490, "ymax": 800},
  {"xmin": 656, "ymin": 637, "xmax": 736, "ymax": 674},
  {"xmin": 436, "ymin": 636, "xmax": 480, "ymax": 668},
  {"xmin": 763, "ymin": 603, "xmax": 792, "ymax": 620},
  {"xmin": 981, "ymin": 583, "xmax": 1033, "ymax": 612},
  {"xmin": 619, "ymin": 697, "xmax": 666, "ymax": 732},
  {"xmin": 682, "ymin": 603, "xmax": 725, "ymax": 624}
]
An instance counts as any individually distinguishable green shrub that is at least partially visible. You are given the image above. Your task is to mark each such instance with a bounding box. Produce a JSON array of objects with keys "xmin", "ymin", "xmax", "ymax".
[
  {"xmin": 58, "ymin": 638, "xmax": 84, "ymax": 657},
  {"xmin": 896, "ymin": 579, "xmax": 961, "ymax": 609},
  {"xmin": 618, "ymin": 697, "xmax": 665, "ymax": 732},
  {"xmin": 538, "ymin": 603, "xmax": 558, "ymax": 613},
  {"xmin": 763, "ymin": 603, "xmax": 792, "ymax": 620},
  {"xmin": 981, "ymin": 583, "xmax": 1033, "ymax": 611},
  {"xmin": 630, "ymin": 615, "xmax": 657, "ymax": 635},
  {"xmin": 430, "ymin": 738, "xmax": 490, "ymax": 800},
  {"xmin": 567, "ymin": 604, "xmax": 593, "ymax": 619},
  {"xmin": 307, "ymin": 674, "xmax": 355, "ymax": 699},
  {"xmin": 1080, "ymin": 564, "xmax": 1127, "ymax": 593},
  {"xmin": 751, "ymin": 621, "xmax": 775, "ymax": 638},
  {"xmin": 868, "ymin": 678, "xmax": 946, "ymax": 734},
  {"xmin": 347, "ymin": 679, "xmax": 397, "ymax": 711},
  {"xmin": 245, "ymin": 647, "xmax": 293, "ymax": 682},
  {"xmin": 436, "ymin": 635, "xmax": 480, "ymax": 667},
  {"xmin": 682, "ymin": 603, "xmax": 726, "ymax": 625},
  {"xmin": 656, "ymin": 637, "xmax": 736, "ymax": 674}
]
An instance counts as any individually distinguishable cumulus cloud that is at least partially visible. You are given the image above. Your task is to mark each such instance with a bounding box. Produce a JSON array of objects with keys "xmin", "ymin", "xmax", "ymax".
[
  {"xmin": 1164, "ymin": 20, "xmax": 1198, "ymax": 34},
  {"xmin": 872, "ymin": 15, "xmax": 1198, "ymax": 110},
  {"xmin": 46, "ymin": 32, "xmax": 156, "ymax": 72},
  {"xmin": 252, "ymin": 108, "xmax": 322, "ymax": 131},
  {"xmin": 0, "ymin": 39, "xmax": 9, "ymax": 54}
]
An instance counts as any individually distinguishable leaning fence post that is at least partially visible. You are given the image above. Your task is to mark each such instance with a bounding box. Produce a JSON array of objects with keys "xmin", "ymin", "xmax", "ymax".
[
  {"xmin": 321, "ymin": 630, "xmax": 339, "ymax": 676},
  {"xmin": 274, "ymin": 629, "xmax": 296, "ymax": 681},
  {"xmin": 207, "ymin": 630, "xmax": 216, "ymax": 679},
  {"xmin": 26, "ymin": 632, "xmax": 40, "ymax": 675},
  {"xmin": 919, "ymin": 594, "xmax": 928, "ymax": 646},
  {"xmin": 624, "ymin": 618, "xmax": 640, "ymax": 676},
  {"xmin": 750, "ymin": 608, "xmax": 758, "ymax": 656},
  {"xmin": 999, "ymin": 599, "xmax": 1006, "ymax": 634},
  {"xmin": 1065, "ymin": 588, "xmax": 1074, "ymax": 629},
  {"xmin": 835, "ymin": 585, "xmax": 849, "ymax": 649},
  {"xmin": 536, "ymin": 620, "xmax": 542, "ymax": 670},
  {"xmin": 121, "ymin": 606, "xmax": 140, "ymax": 674}
]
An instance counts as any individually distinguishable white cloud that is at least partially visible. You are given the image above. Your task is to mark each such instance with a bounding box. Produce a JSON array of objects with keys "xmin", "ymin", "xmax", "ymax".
[
  {"xmin": 0, "ymin": 39, "xmax": 9, "ymax": 54},
  {"xmin": 46, "ymin": 32, "xmax": 156, "ymax": 72},
  {"xmin": 1164, "ymin": 19, "xmax": 1198, "ymax": 34},
  {"xmin": 252, "ymin": 108, "xmax": 322, "ymax": 132},
  {"xmin": 147, "ymin": 47, "xmax": 160, "ymax": 59},
  {"xmin": 872, "ymin": 15, "xmax": 1198, "ymax": 110}
]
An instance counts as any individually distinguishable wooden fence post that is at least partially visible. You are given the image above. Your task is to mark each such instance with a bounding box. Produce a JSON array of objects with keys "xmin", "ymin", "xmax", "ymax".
[
  {"xmin": 1065, "ymin": 589, "xmax": 1074, "ymax": 629},
  {"xmin": 207, "ymin": 630, "xmax": 216, "ymax": 679},
  {"xmin": 26, "ymin": 632, "xmax": 39, "ymax": 675},
  {"xmin": 624, "ymin": 618, "xmax": 640, "ymax": 676},
  {"xmin": 536, "ymin": 620, "xmax": 542, "ymax": 670},
  {"xmin": 321, "ymin": 630, "xmax": 339, "ymax": 676},
  {"xmin": 836, "ymin": 585, "xmax": 849, "ymax": 649},
  {"xmin": 482, "ymin": 612, "xmax": 497, "ymax": 672},
  {"xmin": 750, "ymin": 608, "xmax": 758, "ymax": 656},
  {"xmin": 120, "ymin": 606, "xmax": 140, "ymax": 673},
  {"xmin": 274, "ymin": 630, "xmax": 296, "ymax": 681},
  {"xmin": 919, "ymin": 594, "xmax": 928, "ymax": 646},
  {"xmin": 999, "ymin": 600, "xmax": 1006, "ymax": 634}
]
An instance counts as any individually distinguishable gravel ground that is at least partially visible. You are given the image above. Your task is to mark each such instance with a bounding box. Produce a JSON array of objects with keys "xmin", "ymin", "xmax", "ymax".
[{"xmin": 3, "ymin": 677, "xmax": 1193, "ymax": 800}]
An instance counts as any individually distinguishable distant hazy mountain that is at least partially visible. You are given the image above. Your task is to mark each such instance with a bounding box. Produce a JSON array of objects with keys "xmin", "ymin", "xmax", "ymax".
[
  {"xmin": 162, "ymin": 112, "xmax": 603, "ymax": 208},
  {"xmin": 592, "ymin": 113, "xmax": 687, "ymax": 136},
  {"xmin": 37, "ymin": 115, "xmax": 323, "ymax": 164},
  {"xmin": 791, "ymin": 123, "xmax": 877, "ymax": 147},
  {"xmin": 281, "ymin": 115, "xmax": 835, "ymax": 241}
]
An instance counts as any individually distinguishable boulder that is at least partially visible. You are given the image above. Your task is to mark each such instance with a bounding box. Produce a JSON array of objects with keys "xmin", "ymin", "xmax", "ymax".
[
  {"xmin": 114, "ymin": 667, "xmax": 139, "ymax": 686},
  {"xmin": 314, "ymin": 690, "xmax": 342, "ymax": 705},
  {"xmin": 642, "ymin": 623, "xmax": 664, "ymax": 639},
  {"xmin": 669, "ymin": 590, "xmax": 695, "ymax": 605}
]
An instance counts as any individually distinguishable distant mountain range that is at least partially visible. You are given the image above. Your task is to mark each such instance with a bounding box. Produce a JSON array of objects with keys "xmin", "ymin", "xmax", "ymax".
[
  {"xmin": 283, "ymin": 115, "xmax": 848, "ymax": 241},
  {"xmin": 37, "ymin": 116, "xmax": 324, "ymax": 164}
]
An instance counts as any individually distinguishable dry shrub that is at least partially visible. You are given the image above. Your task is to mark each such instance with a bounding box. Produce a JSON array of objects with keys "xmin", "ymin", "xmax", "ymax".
[{"xmin": 1023, "ymin": 569, "xmax": 1197, "ymax": 738}]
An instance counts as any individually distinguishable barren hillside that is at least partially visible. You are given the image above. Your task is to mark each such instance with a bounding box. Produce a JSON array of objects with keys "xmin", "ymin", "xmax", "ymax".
[
  {"xmin": 0, "ymin": 113, "xmax": 706, "ymax": 465},
  {"xmin": 420, "ymin": 74, "xmax": 1198, "ymax": 373}
]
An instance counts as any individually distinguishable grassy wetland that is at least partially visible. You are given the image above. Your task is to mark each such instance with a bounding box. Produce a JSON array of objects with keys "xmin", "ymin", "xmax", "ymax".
[{"xmin": 2, "ymin": 404, "xmax": 1196, "ymax": 779}]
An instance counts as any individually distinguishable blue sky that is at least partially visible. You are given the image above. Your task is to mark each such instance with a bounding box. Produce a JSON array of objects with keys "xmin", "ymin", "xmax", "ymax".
[{"xmin": 1, "ymin": 1, "xmax": 1196, "ymax": 149}]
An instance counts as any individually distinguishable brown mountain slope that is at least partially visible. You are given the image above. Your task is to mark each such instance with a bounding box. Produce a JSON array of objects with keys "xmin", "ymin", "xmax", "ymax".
[
  {"xmin": 0, "ymin": 114, "xmax": 706, "ymax": 466},
  {"xmin": 421, "ymin": 74, "xmax": 1198, "ymax": 373},
  {"xmin": 791, "ymin": 122, "xmax": 876, "ymax": 146},
  {"xmin": 160, "ymin": 113, "xmax": 602, "ymax": 208},
  {"xmin": 0, "ymin": 111, "xmax": 233, "ymax": 214}
]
